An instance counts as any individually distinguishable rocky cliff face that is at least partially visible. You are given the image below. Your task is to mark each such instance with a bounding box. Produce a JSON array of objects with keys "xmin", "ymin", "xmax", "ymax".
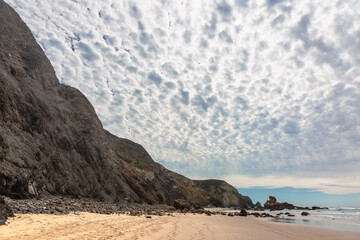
[
  {"xmin": 193, "ymin": 180, "xmax": 253, "ymax": 208},
  {"xmin": 0, "ymin": 0, "xmax": 211, "ymax": 206}
]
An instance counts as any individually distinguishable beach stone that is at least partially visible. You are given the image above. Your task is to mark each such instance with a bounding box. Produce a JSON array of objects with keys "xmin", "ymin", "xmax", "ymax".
[
  {"xmin": 173, "ymin": 199, "xmax": 190, "ymax": 210},
  {"xmin": 239, "ymin": 209, "xmax": 248, "ymax": 216},
  {"xmin": 301, "ymin": 212, "xmax": 310, "ymax": 216},
  {"xmin": 252, "ymin": 212, "xmax": 260, "ymax": 217},
  {"xmin": 0, "ymin": 197, "xmax": 14, "ymax": 225}
]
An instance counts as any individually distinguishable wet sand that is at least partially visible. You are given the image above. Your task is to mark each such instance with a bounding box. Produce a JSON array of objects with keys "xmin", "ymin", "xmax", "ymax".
[{"xmin": 1, "ymin": 212, "xmax": 360, "ymax": 240}]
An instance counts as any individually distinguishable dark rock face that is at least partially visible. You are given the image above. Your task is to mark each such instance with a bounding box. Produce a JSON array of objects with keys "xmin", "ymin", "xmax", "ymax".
[
  {"xmin": 193, "ymin": 179, "xmax": 253, "ymax": 208},
  {"xmin": 0, "ymin": 196, "xmax": 13, "ymax": 225},
  {"xmin": 0, "ymin": 0, "xmax": 213, "ymax": 207},
  {"xmin": 264, "ymin": 196, "xmax": 295, "ymax": 210}
]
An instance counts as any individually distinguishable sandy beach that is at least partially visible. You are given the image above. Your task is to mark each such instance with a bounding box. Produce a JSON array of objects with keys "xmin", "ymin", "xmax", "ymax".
[{"xmin": 1, "ymin": 213, "xmax": 359, "ymax": 240}]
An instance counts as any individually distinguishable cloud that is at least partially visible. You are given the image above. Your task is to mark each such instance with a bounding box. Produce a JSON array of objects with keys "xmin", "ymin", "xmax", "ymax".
[
  {"xmin": 218, "ymin": 29, "xmax": 233, "ymax": 43},
  {"xmin": 203, "ymin": 13, "xmax": 217, "ymax": 39},
  {"xmin": 217, "ymin": 1, "xmax": 232, "ymax": 22},
  {"xmin": 191, "ymin": 95, "xmax": 217, "ymax": 113},
  {"xmin": 76, "ymin": 42, "xmax": 101, "ymax": 65},
  {"xmin": 234, "ymin": 0, "xmax": 248, "ymax": 8},
  {"xmin": 129, "ymin": 3, "xmax": 142, "ymax": 19},
  {"xmin": 180, "ymin": 90, "xmax": 190, "ymax": 105},
  {"xmin": 221, "ymin": 174, "xmax": 360, "ymax": 194},
  {"xmin": 148, "ymin": 71, "xmax": 163, "ymax": 87},
  {"xmin": 283, "ymin": 120, "xmax": 300, "ymax": 135},
  {"xmin": 266, "ymin": 0, "xmax": 285, "ymax": 8},
  {"xmin": 5, "ymin": 0, "xmax": 360, "ymax": 195},
  {"xmin": 183, "ymin": 30, "xmax": 192, "ymax": 43}
]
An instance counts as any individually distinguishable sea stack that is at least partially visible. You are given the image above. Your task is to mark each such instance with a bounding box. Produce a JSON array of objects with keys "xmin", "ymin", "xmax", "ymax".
[{"xmin": 264, "ymin": 196, "xmax": 295, "ymax": 210}]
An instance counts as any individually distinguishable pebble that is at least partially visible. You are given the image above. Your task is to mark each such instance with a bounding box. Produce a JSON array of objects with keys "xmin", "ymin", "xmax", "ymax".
[{"xmin": 3, "ymin": 196, "xmax": 176, "ymax": 216}]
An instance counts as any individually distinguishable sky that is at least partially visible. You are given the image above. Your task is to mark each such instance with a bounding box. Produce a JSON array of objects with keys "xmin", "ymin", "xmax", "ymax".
[
  {"xmin": 237, "ymin": 187, "xmax": 360, "ymax": 207},
  {"xmin": 5, "ymin": 0, "xmax": 360, "ymax": 206}
]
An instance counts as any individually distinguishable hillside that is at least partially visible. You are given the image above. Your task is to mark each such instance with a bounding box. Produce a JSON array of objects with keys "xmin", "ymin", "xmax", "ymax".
[{"xmin": 193, "ymin": 179, "xmax": 253, "ymax": 208}]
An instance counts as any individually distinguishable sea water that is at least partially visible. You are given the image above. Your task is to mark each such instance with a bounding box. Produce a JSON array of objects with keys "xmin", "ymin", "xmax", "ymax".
[{"xmin": 237, "ymin": 208, "xmax": 360, "ymax": 232}]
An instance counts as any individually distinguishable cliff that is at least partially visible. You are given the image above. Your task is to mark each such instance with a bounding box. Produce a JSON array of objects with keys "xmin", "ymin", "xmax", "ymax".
[{"xmin": 193, "ymin": 179, "xmax": 253, "ymax": 208}]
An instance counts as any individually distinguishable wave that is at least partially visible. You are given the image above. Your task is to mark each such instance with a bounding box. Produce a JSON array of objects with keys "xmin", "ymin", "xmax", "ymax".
[{"xmin": 329, "ymin": 207, "xmax": 360, "ymax": 211}]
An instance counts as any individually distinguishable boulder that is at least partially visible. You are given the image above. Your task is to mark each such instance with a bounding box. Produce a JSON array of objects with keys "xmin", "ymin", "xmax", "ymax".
[
  {"xmin": 173, "ymin": 199, "xmax": 191, "ymax": 210},
  {"xmin": 239, "ymin": 208, "xmax": 248, "ymax": 216},
  {"xmin": 301, "ymin": 212, "xmax": 310, "ymax": 216},
  {"xmin": 0, "ymin": 196, "xmax": 14, "ymax": 225}
]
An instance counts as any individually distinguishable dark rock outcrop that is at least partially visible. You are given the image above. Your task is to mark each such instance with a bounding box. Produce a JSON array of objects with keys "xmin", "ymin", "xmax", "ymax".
[
  {"xmin": 0, "ymin": 0, "xmax": 222, "ymax": 207},
  {"xmin": 264, "ymin": 196, "xmax": 295, "ymax": 210},
  {"xmin": 255, "ymin": 201, "xmax": 262, "ymax": 208},
  {"xmin": 311, "ymin": 206, "xmax": 328, "ymax": 210},
  {"xmin": 193, "ymin": 179, "xmax": 253, "ymax": 208},
  {"xmin": 173, "ymin": 199, "xmax": 191, "ymax": 210},
  {"xmin": 0, "ymin": 196, "xmax": 13, "ymax": 225},
  {"xmin": 301, "ymin": 211, "xmax": 310, "ymax": 216},
  {"xmin": 239, "ymin": 208, "xmax": 248, "ymax": 216}
]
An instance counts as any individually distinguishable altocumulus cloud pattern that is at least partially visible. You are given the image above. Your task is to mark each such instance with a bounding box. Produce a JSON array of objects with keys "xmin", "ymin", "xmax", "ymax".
[{"xmin": 5, "ymin": 0, "xmax": 360, "ymax": 194}]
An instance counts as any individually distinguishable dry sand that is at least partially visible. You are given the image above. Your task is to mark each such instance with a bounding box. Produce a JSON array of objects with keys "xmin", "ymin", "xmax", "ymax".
[{"xmin": 0, "ymin": 212, "xmax": 359, "ymax": 240}]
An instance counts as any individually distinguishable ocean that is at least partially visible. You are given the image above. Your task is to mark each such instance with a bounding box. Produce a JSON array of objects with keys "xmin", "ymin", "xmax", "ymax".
[{"xmin": 237, "ymin": 208, "xmax": 360, "ymax": 232}]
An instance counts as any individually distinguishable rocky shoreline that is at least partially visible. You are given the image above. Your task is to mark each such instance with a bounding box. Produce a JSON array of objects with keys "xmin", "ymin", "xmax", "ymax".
[
  {"xmin": 2, "ymin": 194, "xmax": 327, "ymax": 225},
  {"xmin": 1, "ymin": 192, "xmax": 329, "ymax": 226},
  {"xmin": 4, "ymin": 196, "xmax": 176, "ymax": 217},
  {"xmin": 1, "ymin": 195, "xmax": 274, "ymax": 224},
  {"xmin": 259, "ymin": 196, "xmax": 328, "ymax": 211}
]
